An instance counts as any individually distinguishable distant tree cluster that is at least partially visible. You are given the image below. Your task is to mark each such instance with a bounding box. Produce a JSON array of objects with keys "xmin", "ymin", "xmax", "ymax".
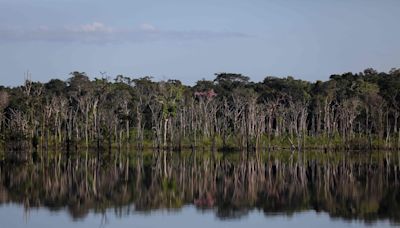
[{"xmin": 1, "ymin": 68, "xmax": 400, "ymax": 154}]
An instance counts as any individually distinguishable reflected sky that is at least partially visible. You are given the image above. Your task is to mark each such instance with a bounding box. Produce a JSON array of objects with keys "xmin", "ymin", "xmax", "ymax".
[{"xmin": 0, "ymin": 204, "xmax": 396, "ymax": 228}]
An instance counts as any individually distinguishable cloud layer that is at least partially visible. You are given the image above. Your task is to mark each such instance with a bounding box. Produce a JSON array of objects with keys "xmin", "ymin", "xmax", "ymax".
[{"xmin": 0, "ymin": 22, "xmax": 249, "ymax": 43}]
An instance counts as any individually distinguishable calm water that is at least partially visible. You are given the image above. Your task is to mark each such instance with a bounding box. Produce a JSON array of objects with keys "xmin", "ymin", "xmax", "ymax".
[
  {"xmin": 0, "ymin": 204, "xmax": 396, "ymax": 228},
  {"xmin": 1, "ymin": 150, "xmax": 400, "ymax": 227}
]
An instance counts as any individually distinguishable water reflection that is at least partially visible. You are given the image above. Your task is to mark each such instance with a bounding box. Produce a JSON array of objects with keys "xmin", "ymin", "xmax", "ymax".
[{"xmin": 0, "ymin": 150, "xmax": 399, "ymax": 224}]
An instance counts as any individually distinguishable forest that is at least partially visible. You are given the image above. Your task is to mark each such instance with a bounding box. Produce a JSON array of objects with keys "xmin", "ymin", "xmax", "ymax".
[{"xmin": 1, "ymin": 68, "xmax": 400, "ymax": 159}]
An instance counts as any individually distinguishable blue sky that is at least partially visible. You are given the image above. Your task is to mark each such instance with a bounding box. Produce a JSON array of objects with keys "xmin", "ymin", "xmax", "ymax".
[{"xmin": 0, "ymin": 0, "xmax": 399, "ymax": 86}]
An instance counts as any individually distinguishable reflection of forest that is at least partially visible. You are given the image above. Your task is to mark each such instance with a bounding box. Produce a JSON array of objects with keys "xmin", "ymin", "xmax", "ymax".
[{"xmin": 0, "ymin": 150, "xmax": 399, "ymax": 222}]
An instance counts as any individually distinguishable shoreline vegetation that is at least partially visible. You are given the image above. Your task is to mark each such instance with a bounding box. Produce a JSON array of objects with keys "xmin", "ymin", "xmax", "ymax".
[{"xmin": 1, "ymin": 68, "xmax": 400, "ymax": 160}]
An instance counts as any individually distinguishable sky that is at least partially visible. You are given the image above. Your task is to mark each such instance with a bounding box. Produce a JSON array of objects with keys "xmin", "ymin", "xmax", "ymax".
[{"xmin": 0, "ymin": 0, "xmax": 399, "ymax": 86}]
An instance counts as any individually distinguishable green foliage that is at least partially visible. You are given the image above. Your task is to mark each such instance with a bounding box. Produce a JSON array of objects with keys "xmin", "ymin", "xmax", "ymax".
[{"xmin": 2, "ymin": 68, "xmax": 400, "ymax": 154}]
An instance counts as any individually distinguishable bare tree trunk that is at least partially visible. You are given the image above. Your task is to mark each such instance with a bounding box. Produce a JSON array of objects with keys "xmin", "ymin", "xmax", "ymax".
[{"xmin": 164, "ymin": 118, "xmax": 169, "ymax": 149}]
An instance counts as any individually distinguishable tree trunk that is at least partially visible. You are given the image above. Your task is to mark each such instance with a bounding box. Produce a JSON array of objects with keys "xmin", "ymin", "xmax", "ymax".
[{"xmin": 164, "ymin": 118, "xmax": 169, "ymax": 149}]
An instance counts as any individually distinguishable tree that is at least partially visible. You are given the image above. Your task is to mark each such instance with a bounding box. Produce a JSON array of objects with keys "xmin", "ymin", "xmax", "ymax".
[{"xmin": 0, "ymin": 90, "xmax": 9, "ymax": 134}]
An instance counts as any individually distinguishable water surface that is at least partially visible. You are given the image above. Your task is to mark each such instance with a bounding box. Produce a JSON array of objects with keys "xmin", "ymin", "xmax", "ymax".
[
  {"xmin": 0, "ymin": 204, "xmax": 396, "ymax": 228},
  {"xmin": 0, "ymin": 150, "xmax": 399, "ymax": 227}
]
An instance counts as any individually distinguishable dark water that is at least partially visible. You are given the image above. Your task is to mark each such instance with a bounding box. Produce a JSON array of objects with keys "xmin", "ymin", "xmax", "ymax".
[{"xmin": 0, "ymin": 150, "xmax": 400, "ymax": 227}]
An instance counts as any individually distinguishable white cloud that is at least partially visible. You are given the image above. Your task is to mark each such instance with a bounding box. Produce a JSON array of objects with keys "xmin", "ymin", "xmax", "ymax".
[
  {"xmin": 0, "ymin": 22, "xmax": 250, "ymax": 44},
  {"xmin": 139, "ymin": 23, "xmax": 156, "ymax": 32},
  {"xmin": 38, "ymin": 25, "xmax": 49, "ymax": 31},
  {"xmin": 73, "ymin": 22, "xmax": 113, "ymax": 33}
]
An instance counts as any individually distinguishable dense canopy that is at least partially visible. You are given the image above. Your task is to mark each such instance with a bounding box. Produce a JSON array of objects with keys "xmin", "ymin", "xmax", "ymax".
[{"xmin": 1, "ymin": 68, "xmax": 400, "ymax": 158}]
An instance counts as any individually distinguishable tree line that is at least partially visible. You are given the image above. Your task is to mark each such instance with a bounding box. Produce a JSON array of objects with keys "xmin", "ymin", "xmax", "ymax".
[{"xmin": 1, "ymin": 68, "xmax": 400, "ymax": 155}]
